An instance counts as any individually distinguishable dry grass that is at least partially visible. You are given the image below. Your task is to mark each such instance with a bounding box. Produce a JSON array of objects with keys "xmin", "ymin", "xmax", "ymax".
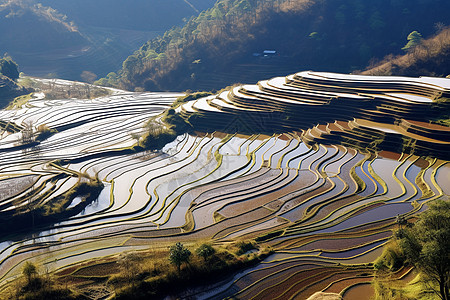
[
  {"xmin": 362, "ymin": 28, "xmax": 450, "ymax": 77},
  {"xmin": 51, "ymin": 240, "xmax": 272, "ymax": 299}
]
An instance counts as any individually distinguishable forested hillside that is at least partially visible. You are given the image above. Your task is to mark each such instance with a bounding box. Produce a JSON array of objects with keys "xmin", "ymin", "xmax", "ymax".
[{"xmin": 100, "ymin": 0, "xmax": 450, "ymax": 91}]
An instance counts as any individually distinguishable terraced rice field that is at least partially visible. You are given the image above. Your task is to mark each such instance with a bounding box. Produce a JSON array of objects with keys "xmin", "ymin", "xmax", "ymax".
[{"xmin": 0, "ymin": 73, "xmax": 449, "ymax": 299}]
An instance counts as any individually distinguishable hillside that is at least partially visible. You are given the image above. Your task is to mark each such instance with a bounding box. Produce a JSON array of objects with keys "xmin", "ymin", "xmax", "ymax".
[
  {"xmin": 0, "ymin": 0, "xmax": 91, "ymax": 79},
  {"xmin": 0, "ymin": 0, "xmax": 86, "ymax": 52},
  {"xmin": 101, "ymin": 0, "xmax": 450, "ymax": 91},
  {"xmin": 361, "ymin": 27, "xmax": 450, "ymax": 77},
  {"xmin": 0, "ymin": 57, "xmax": 31, "ymax": 107},
  {"xmin": 0, "ymin": 0, "xmax": 216, "ymax": 80},
  {"xmin": 0, "ymin": 75, "xmax": 29, "ymax": 107},
  {"xmin": 39, "ymin": 0, "xmax": 216, "ymax": 31}
]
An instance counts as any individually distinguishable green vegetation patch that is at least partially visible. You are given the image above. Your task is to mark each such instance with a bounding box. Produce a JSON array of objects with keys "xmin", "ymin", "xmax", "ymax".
[
  {"xmin": 235, "ymin": 241, "xmax": 257, "ymax": 255},
  {"xmin": 0, "ymin": 56, "xmax": 19, "ymax": 80},
  {"xmin": 433, "ymin": 96, "xmax": 450, "ymax": 103},
  {"xmin": 373, "ymin": 241, "xmax": 405, "ymax": 272},
  {"xmin": 100, "ymin": 0, "xmax": 450, "ymax": 92},
  {"xmin": 6, "ymin": 93, "xmax": 34, "ymax": 110},
  {"xmin": 137, "ymin": 123, "xmax": 178, "ymax": 151},
  {"xmin": 35, "ymin": 124, "xmax": 58, "ymax": 142},
  {"xmin": 373, "ymin": 200, "xmax": 450, "ymax": 300},
  {"xmin": 434, "ymin": 118, "xmax": 450, "ymax": 127}
]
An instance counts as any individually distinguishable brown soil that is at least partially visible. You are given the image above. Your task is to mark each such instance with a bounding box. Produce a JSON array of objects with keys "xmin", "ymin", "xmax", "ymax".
[
  {"xmin": 307, "ymin": 292, "xmax": 343, "ymax": 300},
  {"xmin": 414, "ymin": 157, "xmax": 430, "ymax": 168},
  {"xmin": 71, "ymin": 261, "xmax": 120, "ymax": 277},
  {"xmin": 342, "ymin": 282, "xmax": 374, "ymax": 300},
  {"xmin": 250, "ymin": 267, "xmax": 370, "ymax": 300},
  {"xmin": 378, "ymin": 150, "xmax": 402, "ymax": 160},
  {"xmin": 324, "ymin": 277, "xmax": 373, "ymax": 294},
  {"xmin": 299, "ymin": 194, "xmax": 364, "ymax": 227},
  {"xmin": 405, "ymin": 119, "xmax": 450, "ymax": 131},
  {"xmin": 218, "ymin": 169, "xmax": 306, "ymax": 218},
  {"xmin": 213, "ymin": 207, "xmax": 274, "ymax": 239},
  {"xmin": 272, "ymin": 221, "xmax": 393, "ymax": 250},
  {"xmin": 290, "ymin": 230, "xmax": 391, "ymax": 252},
  {"xmin": 237, "ymin": 266, "xmax": 333, "ymax": 299},
  {"xmin": 298, "ymin": 269, "xmax": 371, "ymax": 300},
  {"xmin": 235, "ymin": 262, "xmax": 319, "ymax": 286},
  {"xmin": 279, "ymin": 179, "xmax": 333, "ymax": 222}
]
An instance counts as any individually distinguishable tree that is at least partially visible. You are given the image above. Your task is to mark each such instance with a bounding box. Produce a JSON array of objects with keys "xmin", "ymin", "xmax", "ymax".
[
  {"xmin": 396, "ymin": 200, "xmax": 450, "ymax": 300},
  {"xmin": 168, "ymin": 242, "xmax": 191, "ymax": 272},
  {"xmin": 395, "ymin": 214, "xmax": 407, "ymax": 229},
  {"xmin": 196, "ymin": 244, "xmax": 215, "ymax": 262},
  {"xmin": 22, "ymin": 261, "xmax": 37, "ymax": 285},
  {"xmin": 402, "ymin": 30, "xmax": 423, "ymax": 52},
  {"xmin": 122, "ymin": 55, "xmax": 140, "ymax": 73},
  {"xmin": 0, "ymin": 56, "xmax": 19, "ymax": 80},
  {"xmin": 369, "ymin": 11, "xmax": 385, "ymax": 30}
]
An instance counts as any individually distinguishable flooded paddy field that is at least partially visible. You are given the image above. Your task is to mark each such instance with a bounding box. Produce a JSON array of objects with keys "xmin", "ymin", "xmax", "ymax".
[{"xmin": 0, "ymin": 72, "xmax": 449, "ymax": 299}]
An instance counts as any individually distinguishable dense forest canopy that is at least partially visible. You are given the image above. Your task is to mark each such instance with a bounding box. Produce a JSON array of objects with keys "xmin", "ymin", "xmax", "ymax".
[{"xmin": 97, "ymin": 0, "xmax": 450, "ymax": 92}]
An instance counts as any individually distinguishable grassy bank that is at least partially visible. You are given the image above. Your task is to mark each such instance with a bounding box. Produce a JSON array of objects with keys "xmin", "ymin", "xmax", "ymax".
[
  {"xmin": 112, "ymin": 241, "xmax": 271, "ymax": 299},
  {"xmin": 52, "ymin": 240, "xmax": 271, "ymax": 299},
  {"xmin": 136, "ymin": 92, "xmax": 212, "ymax": 151}
]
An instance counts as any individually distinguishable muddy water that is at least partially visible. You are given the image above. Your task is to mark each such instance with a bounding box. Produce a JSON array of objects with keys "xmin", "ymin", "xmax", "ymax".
[
  {"xmin": 320, "ymin": 240, "xmax": 386, "ymax": 259},
  {"xmin": 435, "ymin": 162, "xmax": 450, "ymax": 194},
  {"xmin": 343, "ymin": 283, "xmax": 374, "ymax": 300},
  {"xmin": 315, "ymin": 202, "xmax": 413, "ymax": 234},
  {"xmin": 371, "ymin": 157, "xmax": 403, "ymax": 198}
]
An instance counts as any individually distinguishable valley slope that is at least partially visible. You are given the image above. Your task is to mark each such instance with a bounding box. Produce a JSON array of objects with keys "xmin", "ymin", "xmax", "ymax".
[
  {"xmin": 101, "ymin": 0, "xmax": 450, "ymax": 91},
  {"xmin": 0, "ymin": 0, "xmax": 215, "ymax": 81}
]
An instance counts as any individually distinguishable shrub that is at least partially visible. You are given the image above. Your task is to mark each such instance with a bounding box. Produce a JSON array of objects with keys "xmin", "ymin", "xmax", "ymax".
[
  {"xmin": 23, "ymin": 262, "xmax": 38, "ymax": 285},
  {"xmin": 236, "ymin": 241, "xmax": 256, "ymax": 255},
  {"xmin": 139, "ymin": 125, "xmax": 177, "ymax": 150},
  {"xmin": 196, "ymin": 244, "xmax": 215, "ymax": 262},
  {"xmin": 373, "ymin": 241, "xmax": 405, "ymax": 272},
  {"xmin": 36, "ymin": 124, "xmax": 58, "ymax": 141},
  {"xmin": 401, "ymin": 31, "xmax": 423, "ymax": 52}
]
